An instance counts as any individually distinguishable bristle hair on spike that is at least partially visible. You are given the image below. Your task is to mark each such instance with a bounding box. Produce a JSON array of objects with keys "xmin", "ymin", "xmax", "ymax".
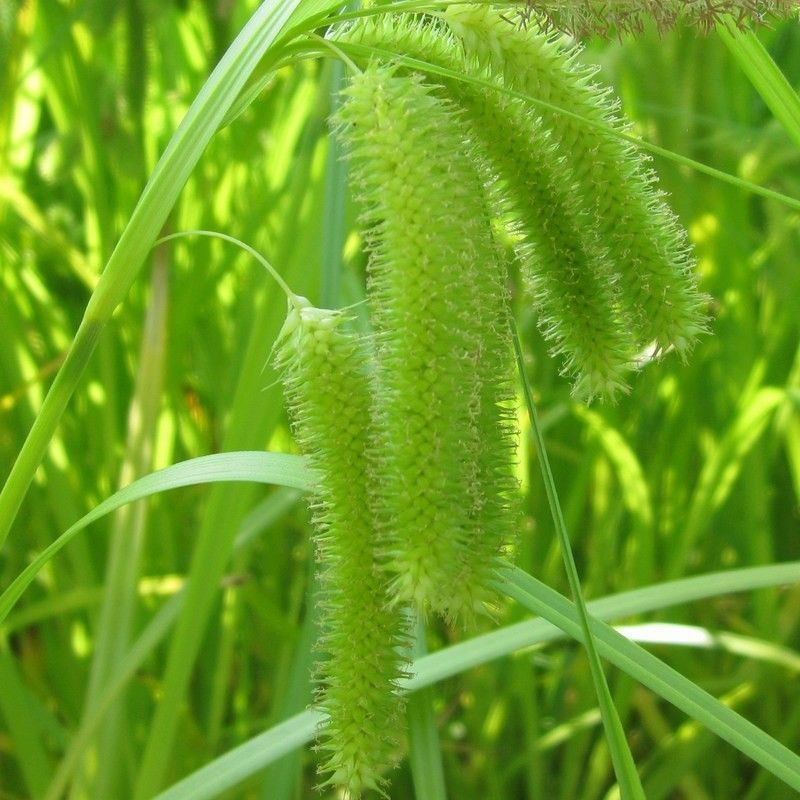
[{"xmin": 443, "ymin": 6, "xmax": 709, "ymax": 359}]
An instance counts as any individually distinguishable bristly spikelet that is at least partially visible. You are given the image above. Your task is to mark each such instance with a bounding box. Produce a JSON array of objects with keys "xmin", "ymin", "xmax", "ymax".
[
  {"xmin": 484, "ymin": 99, "xmax": 635, "ymax": 399},
  {"xmin": 445, "ymin": 6, "xmax": 709, "ymax": 358},
  {"xmin": 338, "ymin": 16, "xmax": 636, "ymax": 399},
  {"xmin": 523, "ymin": 0, "xmax": 797, "ymax": 38},
  {"xmin": 335, "ymin": 63, "xmax": 517, "ymax": 622},
  {"xmin": 273, "ymin": 297, "xmax": 407, "ymax": 797}
]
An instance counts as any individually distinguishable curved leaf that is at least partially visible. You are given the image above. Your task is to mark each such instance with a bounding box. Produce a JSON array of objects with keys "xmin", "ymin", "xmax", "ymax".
[
  {"xmin": 0, "ymin": 452, "xmax": 313, "ymax": 625},
  {"xmin": 151, "ymin": 560, "xmax": 800, "ymax": 800}
]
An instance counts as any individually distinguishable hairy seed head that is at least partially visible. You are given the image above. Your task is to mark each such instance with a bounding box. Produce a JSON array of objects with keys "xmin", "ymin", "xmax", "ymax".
[
  {"xmin": 339, "ymin": 16, "xmax": 639, "ymax": 399},
  {"xmin": 274, "ymin": 297, "xmax": 408, "ymax": 797},
  {"xmin": 445, "ymin": 6, "xmax": 709, "ymax": 359},
  {"xmin": 519, "ymin": 0, "xmax": 797, "ymax": 38},
  {"xmin": 336, "ymin": 64, "xmax": 517, "ymax": 621}
]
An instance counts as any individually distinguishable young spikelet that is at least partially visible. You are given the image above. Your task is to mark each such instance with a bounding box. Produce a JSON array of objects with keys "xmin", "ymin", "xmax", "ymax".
[
  {"xmin": 481, "ymin": 96, "xmax": 635, "ymax": 399},
  {"xmin": 335, "ymin": 63, "xmax": 517, "ymax": 622},
  {"xmin": 445, "ymin": 5, "xmax": 708, "ymax": 357},
  {"xmin": 338, "ymin": 16, "xmax": 636, "ymax": 399},
  {"xmin": 273, "ymin": 297, "xmax": 407, "ymax": 797}
]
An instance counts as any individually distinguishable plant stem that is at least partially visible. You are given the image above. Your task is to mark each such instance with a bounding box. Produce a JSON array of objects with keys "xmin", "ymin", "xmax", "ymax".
[{"xmin": 512, "ymin": 320, "xmax": 645, "ymax": 800}]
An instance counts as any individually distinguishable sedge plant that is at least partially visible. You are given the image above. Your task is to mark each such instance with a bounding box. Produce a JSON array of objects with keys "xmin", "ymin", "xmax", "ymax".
[
  {"xmin": 278, "ymin": 9, "xmax": 710, "ymax": 792},
  {"xmin": 1, "ymin": 2, "xmax": 799, "ymax": 800}
]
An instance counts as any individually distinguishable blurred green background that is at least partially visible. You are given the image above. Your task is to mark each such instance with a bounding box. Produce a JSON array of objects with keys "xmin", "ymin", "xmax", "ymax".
[{"xmin": 1, "ymin": 1, "xmax": 799, "ymax": 798}]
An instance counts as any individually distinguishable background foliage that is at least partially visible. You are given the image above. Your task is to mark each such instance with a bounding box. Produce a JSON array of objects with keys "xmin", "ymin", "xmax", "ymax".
[{"xmin": 1, "ymin": 1, "xmax": 799, "ymax": 798}]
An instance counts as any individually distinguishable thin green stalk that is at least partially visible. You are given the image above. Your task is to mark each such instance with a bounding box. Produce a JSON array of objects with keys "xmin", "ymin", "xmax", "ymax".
[
  {"xmin": 78, "ymin": 250, "xmax": 170, "ymax": 799},
  {"xmin": 204, "ymin": 583, "xmax": 241, "ymax": 755},
  {"xmin": 512, "ymin": 321, "xmax": 645, "ymax": 800},
  {"xmin": 406, "ymin": 616, "xmax": 448, "ymax": 800},
  {"xmin": 320, "ymin": 57, "xmax": 348, "ymax": 308}
]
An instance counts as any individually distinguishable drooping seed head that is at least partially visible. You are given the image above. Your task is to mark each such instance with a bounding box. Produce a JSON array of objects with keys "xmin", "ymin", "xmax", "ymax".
[
  {"xmin": 445, "ymin": 5, "xmax": 709, "ymax": 364},
  {"xmin": 336, "ymin": 63, "xmax": 518, "ymax": 622},
  {"xmin": 274, "ymin": 296, "xmax": 408, "ymax": 797}
]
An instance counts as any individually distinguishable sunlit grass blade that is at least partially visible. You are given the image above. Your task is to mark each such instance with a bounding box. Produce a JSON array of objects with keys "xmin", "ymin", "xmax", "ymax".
[
  {"xmin": 668, "ymin": 386, "xmax": 785, "ymax": 576},
  {"xmin": 410, "ymin": 559, "xmax": 800, "ymax": 689},
  {"xmin": 717, "ymin": 19, "xmax": 800, "ymax": 149},
  {"xmin": 12, "ymin": 447, "xmax": 794, "ymax": 800},
  {"xmin": 4, "ymin": 6, "xmax": 799, "ymax": 797},
  {"xmin": 0, "ymin": 0, "xmax": 326, "ymax": 550},
  {"xmin": 0, "ymin": 452, "xmax": 312, "ymax": 626},
  {"xmin": 42, "ymin": 490, "xmax": 301, "ymax": 800},
  {"xmin": 43, "ymin": 593, "xmax": 184, "ymax": 800},
  {"xmin": 635, "ymin": 684, "xmax": 753, "ymax": 800},
  {"xmin": 25, "ymin": 460, "xmax": 798, "ymax": 800},
  {"xmin": 79, "ymin": 253, "xmax": 169, "ymax": 799},
  {"xmin": 617, "ymin": 622, "xmax": 800, "ymax": 672}
]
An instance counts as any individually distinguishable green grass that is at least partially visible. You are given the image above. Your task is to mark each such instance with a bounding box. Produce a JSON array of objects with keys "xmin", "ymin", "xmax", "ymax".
[{"xmin": 1, "ymin": 2, "xmax": 799, "ymax": 799}]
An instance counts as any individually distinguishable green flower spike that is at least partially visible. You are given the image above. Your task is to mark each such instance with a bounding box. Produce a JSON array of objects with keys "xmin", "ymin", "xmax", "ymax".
[
  {"xmin": 273, "ymin": 296, "xmax": 407, "ymax": 797},
  {"xmin": 338, "ymin": 16, "xmax": 636, "ymax": 399},
  {"xmin": 445, "ymin": 5, "xmax": 708, "ymax": 357},
  {"xmin": 336, "ymin": 64, "xmax": 516, "ymax": 622}
]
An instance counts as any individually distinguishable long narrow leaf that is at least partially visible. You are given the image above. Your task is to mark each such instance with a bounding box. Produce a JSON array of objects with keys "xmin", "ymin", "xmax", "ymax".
[
  {"xmin": 154, "ymin": 710, "xmax": 324, "ymax": 800},
  {"xmin": 406, "ymin": 617, "xmax": 448, "ymax": 800},
  {"xmin": 495, "ymin": 566, "xmax": 800, "ymax": 793},
  {"xmin": 149, "ymin": 559, "xmax": 800, "ymax": 800},
  {"xmin": 0, "ymin": 0, "xmax": 332, "ymax": 549},
  {"xmin": 718, "ymin": 20, "xmax": 800, "ymax": 149},
  {"xmin": 0, "ymin": 452, "xmax": 312, "ymax": 625}
]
